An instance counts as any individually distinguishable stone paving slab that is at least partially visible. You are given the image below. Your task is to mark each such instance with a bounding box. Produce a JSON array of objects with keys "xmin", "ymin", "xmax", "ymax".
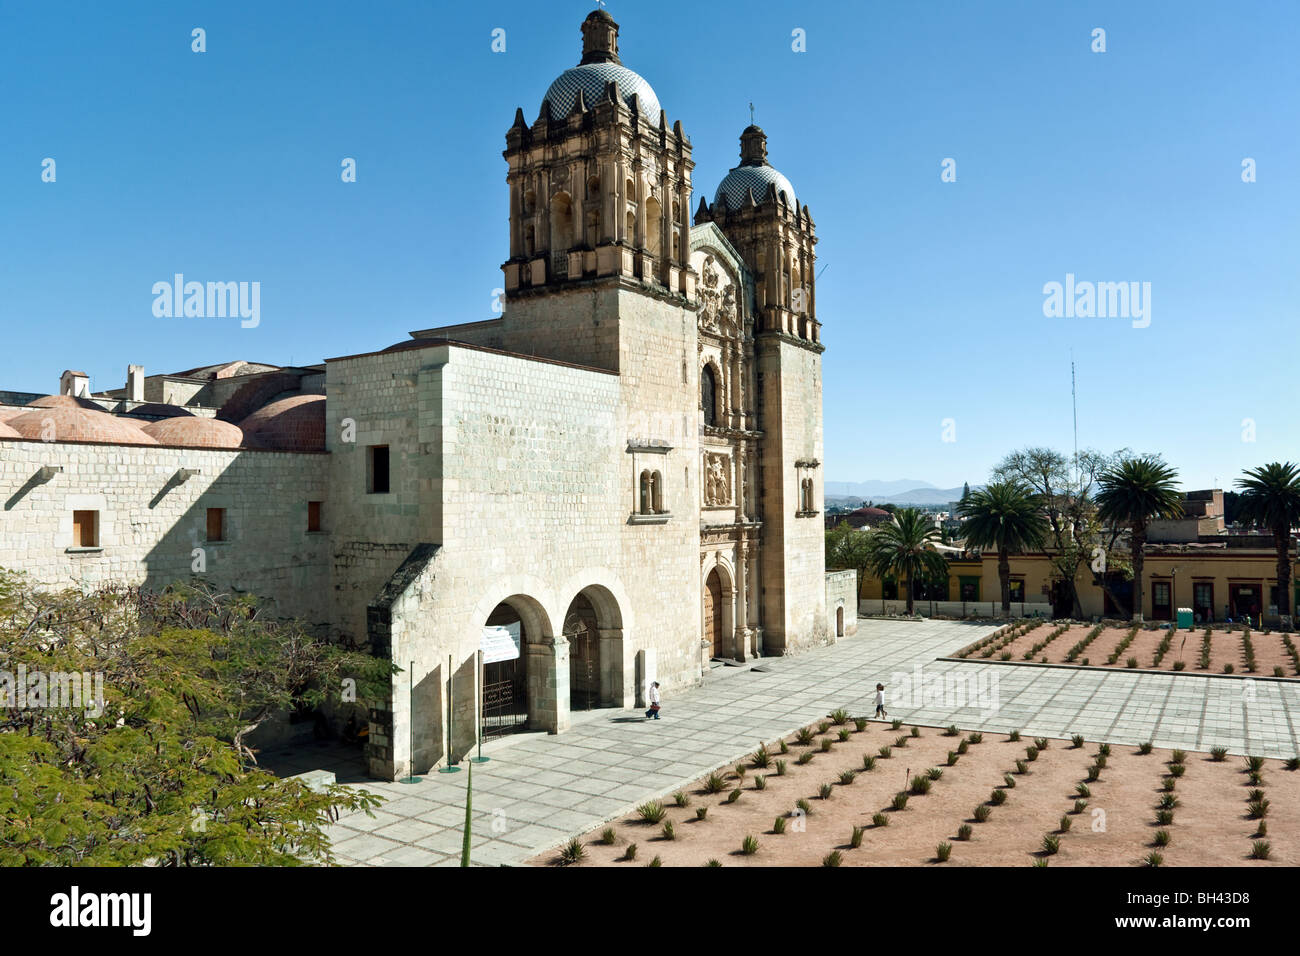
[{"xmin": 292, "ymin": 618, "xmax": 1300, "ymax": 867}]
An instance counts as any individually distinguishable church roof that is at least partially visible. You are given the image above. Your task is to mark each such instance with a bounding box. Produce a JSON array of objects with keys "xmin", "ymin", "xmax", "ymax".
[
  {"xmin": 714, "ymin": 125, "xmax": 798, "ymax": 210},
  {"xmin": 542, "ymin": 62, "xmax": 660, "ymax": 126},
  {"xmin": 715, "ymin": 164, "xmax": 797, "ymax": 210}
]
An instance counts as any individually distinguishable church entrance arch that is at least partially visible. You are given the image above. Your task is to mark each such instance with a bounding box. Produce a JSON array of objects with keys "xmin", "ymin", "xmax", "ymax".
[
  {"xmin": 480, "ymin": 597, "xmax": 542, "ymax": 741},
  {"xmin": 704, "ymin": 567, "xmax": 726, "ymax": 658},
  {"xmin": 565, "ymin": 592, "xmax": 600, "ymax": 711}
]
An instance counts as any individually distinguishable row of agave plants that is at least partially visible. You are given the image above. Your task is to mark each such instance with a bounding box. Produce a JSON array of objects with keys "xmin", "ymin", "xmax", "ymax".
[{"xmin": 556, "ymin": 706, "xmax": 891, "ymax": 866}]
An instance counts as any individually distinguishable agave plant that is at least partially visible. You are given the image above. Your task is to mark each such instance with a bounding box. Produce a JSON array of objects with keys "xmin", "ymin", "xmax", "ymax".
[
  {"xmin": 559, "ymin": 838, "xmax": 586, "ymax": 866},
  {"xmin": 636, "ymin": 800, "xmax": 666, "ymax": 824}
]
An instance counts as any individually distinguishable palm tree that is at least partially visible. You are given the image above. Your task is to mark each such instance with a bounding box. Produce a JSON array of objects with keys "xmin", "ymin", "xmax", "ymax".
[
  {"xmin": 958, "ymin": 481, "xmax": 1049, "ymax": 618},
  {"xmin": 865, "ymin": 507, "xmax": 949, "ymax": 615},
  {"xmin": 1095, "ymin": 457, "xmax": 1182, "ymax": 622},
  {"xmin": 1235, "ymin": 462, "xmax": 1300, "ymax": 631}
]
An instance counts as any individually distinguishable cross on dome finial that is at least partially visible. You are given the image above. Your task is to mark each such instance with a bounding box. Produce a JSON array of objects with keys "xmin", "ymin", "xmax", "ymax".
[{"xmin": 749, "ymin": 102, "xmax": 755, "ymax": 125}]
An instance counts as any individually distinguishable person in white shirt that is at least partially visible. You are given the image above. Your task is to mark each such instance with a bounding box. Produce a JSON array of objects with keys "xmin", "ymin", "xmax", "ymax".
[
  {"xmin": 874, "ymin": 683, "xmax": 887, "ymax": 719},
  {"xmin": 644, "ymin": 681, "xmax": 662, "ymax": 720}
]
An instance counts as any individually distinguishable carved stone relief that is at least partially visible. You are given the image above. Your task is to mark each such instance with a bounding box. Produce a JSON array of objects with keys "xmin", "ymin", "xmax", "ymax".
[{"xmin": 704, "ymin": 451, "xmax": 731, "ymax": 506}]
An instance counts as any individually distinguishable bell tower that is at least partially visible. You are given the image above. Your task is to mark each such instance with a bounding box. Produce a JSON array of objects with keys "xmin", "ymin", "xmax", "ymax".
[
  {"xmin": 501, "ymin": 10, "xmax": 694, "ymax": 301},
  {"xmin": 700, "ymin": 126, "xmax": 827, "ymax": 653},
  {"xmin": 696, "ymin": 126, "xmax": 819, "ymax": 345}
]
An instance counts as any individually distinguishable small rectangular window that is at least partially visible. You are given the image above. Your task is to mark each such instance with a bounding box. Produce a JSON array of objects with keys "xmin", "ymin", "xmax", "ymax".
[
  {"xmin": 368, "ymin": 446, "xmax": 390, "ymax": 494},
  {"xmin": 206, "ymin": 508, "xmax": 226, "ymax": 542},
  {"xmin": 72, "ymin": 510, "xmax": 98, "ymax": 548},
  {"xmin": 307, "ymin": 500, "xmax": 322, "ymax": 532}
]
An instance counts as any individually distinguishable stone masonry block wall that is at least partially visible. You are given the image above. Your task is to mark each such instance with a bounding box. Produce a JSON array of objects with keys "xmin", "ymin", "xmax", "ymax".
[
  {"xmin": 825, "ymin": 570, "xmax": 858, "ymax": 637},
  {"xmin": 0, "ymin": 437, "xmax": 329, "ymax": 623},
  {"xmin": 757, "ymin": 337, "xmax": 828, "ymax": 652}
]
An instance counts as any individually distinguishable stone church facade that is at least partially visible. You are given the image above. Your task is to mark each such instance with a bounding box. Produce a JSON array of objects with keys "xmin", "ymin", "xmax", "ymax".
[{"xmin": 0, "ymin": 10, "xmax": 843, "ymax": 780}]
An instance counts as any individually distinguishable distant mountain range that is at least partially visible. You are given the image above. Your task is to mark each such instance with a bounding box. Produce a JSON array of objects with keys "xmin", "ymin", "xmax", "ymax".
[{"xmin": 825, "ymin": 480, "xmax": 980, "ymax": 506}]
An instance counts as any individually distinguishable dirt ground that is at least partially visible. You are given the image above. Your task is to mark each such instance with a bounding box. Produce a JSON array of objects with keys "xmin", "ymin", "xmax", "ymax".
[
  {"xmin": 964, "ymin": 622, "xmax": 1298, "ymax": 678},
  {"xmin": 529, "ymin": 719, "xmax": 1297, "ymax": 867}
]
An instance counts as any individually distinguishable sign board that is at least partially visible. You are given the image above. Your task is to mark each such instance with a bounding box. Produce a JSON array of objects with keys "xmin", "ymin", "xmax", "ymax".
[{"xmin": 481, "ymin": 621, "xmax": 521, "ymax": 664}]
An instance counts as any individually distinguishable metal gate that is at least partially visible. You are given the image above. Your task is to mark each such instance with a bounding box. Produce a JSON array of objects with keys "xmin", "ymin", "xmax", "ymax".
[
  {"xmin": 481, "ymin": 656, "xmax": 527, "ymax": 741},
  {"xmin": 565, "ymin": 608, "xmax": 599, "ymax": 712}
]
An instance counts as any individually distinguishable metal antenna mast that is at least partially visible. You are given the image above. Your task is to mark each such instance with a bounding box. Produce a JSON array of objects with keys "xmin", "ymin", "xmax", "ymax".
[{"xmin": 1071, "ymin": 351, "xmax": 1079, "ymax": 494}]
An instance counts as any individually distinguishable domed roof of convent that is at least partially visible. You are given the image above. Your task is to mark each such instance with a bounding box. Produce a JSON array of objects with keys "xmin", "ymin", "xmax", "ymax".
[
  {"xmin": 540, "ymin": 10, "xmax": 661, "ymax": 126},
  {"xmin": 238, "ymin": 394, "xmax": 326, "ymax": 452},
  {"xmin": 27, "ymin": 393, "xmax": 106, "ymax": 412},
  {"xmin": 125, "ymin": 403, "xmax": 194, "ymax": 421},
  {"xmin": 0, "ymin": 420, "xmax": 20, "ymax": 439},
  {"xmin": 713, "ymin": 125, "xmax": 798, "ymax": 211},
  {"xmin": 142, "ymin": 416, "xmax": 245, "ymax": 449},
  {"xmin": 8, "ymin": 403, "xmax": 160, "ymax": 445}
]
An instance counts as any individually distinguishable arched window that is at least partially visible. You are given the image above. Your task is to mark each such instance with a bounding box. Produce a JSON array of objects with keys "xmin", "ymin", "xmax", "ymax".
[
  {"xmin": 651, "ymin": 470, "xmax": 663, "ymax": 513},
  {"xmin": 645, "ymin": 197, "xmax": 662, "ymax": 258},
  {"xmin": 550, "ymin": 193, "xmax": 574, "ymax": 259},
  {"xmin": 587, "ymin": 175, "xmax": 601, "ymax": 199},
  {"xmin": 585, "ymin": 209, "xmax": 599, "ymax": 249},
  {"xmin": 523, "ymin": 224, "xmax": 535, "ymax": 257},
  {"xmin": 625, "ymin": 209, "xmax": 636, "ymax": 245},
  {"xmin": 701, "ymin": 365, "xmax": 717, "ymax": 426},
  {"xmin": 639, "ymin": 470, "xmax": 651, "ymax": 514}
]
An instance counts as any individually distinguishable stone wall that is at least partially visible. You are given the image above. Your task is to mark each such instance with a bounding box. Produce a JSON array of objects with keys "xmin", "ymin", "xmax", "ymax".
[
  {"xmin": 0, "ymin": 437, "xmax": 329, "ymax": 624},
  {"xmin": 757, "ymin": 335, "xmax": 828, "ymax": 652},
  {"xmin": 824, "ymin": 569, "xmax": 858, "ymax": 638}
]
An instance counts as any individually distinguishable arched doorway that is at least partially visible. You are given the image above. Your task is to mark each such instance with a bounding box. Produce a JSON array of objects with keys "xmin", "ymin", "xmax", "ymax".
[
  {"xmin": 481, "ymin": 600, "xmax": 531, "ymax": 741},
  {"xmin": 704, "ymin": 567, "xmax": 725, "ymax": 658},
  {"xmin": 836, "ymin": 605, "xmax": 844, "ymax": 637},
  {"xmin": 564, "ymin": 592, "xmax": 600, "ymax": 711},
  {"xmin": 561, "ymin": 584, "xmax": 625, "ymax": 710}
]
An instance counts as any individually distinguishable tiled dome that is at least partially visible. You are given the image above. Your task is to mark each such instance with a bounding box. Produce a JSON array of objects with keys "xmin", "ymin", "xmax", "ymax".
[
  {"xmin": 0, "ymin": 407, "xmax": 24, "ymax": 422},
  {"xmin": 543, "ymin": 63, "xmax": 660, "ymax": 125},
  {"xmin": 713, "ymin": 125, "xmax": 798, "ymax": 211},
  {"xmin": 125, "ymin": 403, "xmax": 194, "ymax": 421},
  {"xmin": 8, "ymin": 404, "xmax": 160, "ymax": 445},
  {"xmin": 238, "ymin": 394, "xmax": 326, "ymax": 452},
  {"xmin": 142, "ymin": 416, "xmax": 244, "ymax": 449},
  {"xmin": 27, "ymin": 393, "xmax": 106, "ymax": 412},
  {"xmin": 715, "ymin": 164, "xmax": 797, "ymax": 210},
  {"xmin": 0, "ymin": 420, "xmax": 20, "ymax": 439}
]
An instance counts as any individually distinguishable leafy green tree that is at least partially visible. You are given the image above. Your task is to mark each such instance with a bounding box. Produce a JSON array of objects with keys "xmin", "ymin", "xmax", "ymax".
[
  {"xmin": 0, "ymin": 572, "xmax": 391, "ymax": 865},
  {"xmin": 957, "ymin": 481, "xmax": 1049, "ymax": 617},
  {"xmin": 1235, "ymin": 462, "xmax": 1300, "ymax": 630},
  {"xmin": 992, "ymin": 446, "xmax": 1130, "ymax": 617},
  {"xmin": 1096, "ymin": 457, "xmax": 1183, "ymax": 621},
  {"xmin": 864, "ymin": 508, "xmax": 949, "ymax": 615}
]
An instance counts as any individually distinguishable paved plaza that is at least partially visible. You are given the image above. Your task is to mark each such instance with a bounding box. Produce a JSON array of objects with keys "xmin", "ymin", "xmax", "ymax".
[{"xmin": 273, "ymin": 617, "xmax": 1300, "ymax": 866}]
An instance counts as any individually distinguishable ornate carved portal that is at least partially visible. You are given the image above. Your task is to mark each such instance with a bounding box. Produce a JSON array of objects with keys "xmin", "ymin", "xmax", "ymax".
[
  {"xmin": 704, "ymin": 452, "xmax": 731, "ymax": 506},
  {"xmin": 703, "ymin": 567, "xmax": 724, "ymax": 658}
]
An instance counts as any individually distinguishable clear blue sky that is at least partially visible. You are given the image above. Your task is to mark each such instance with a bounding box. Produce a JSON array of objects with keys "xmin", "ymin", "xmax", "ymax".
[{"xmin": 2, "ymin": 1, "xmax": 1295, "ymax": 491}]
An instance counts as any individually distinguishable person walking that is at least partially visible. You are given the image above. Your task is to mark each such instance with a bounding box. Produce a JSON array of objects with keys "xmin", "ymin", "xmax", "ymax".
[
  {"xmin": 873, "ymin": 683, "xmax": 887, "ymax": 719},
  {"xmin": 645, "ymin": 681, "xmax": 662, "ymax": 720}
]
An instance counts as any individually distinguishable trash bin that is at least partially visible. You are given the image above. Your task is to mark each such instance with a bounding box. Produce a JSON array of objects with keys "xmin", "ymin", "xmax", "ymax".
[{"xmin": 1176, "ymin": 607, "xmax": 1193, "ymax": 630}]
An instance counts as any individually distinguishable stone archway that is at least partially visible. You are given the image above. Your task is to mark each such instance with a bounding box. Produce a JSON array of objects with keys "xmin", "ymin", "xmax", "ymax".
[
  {"xmin": 562, "ymin": 584, "xmax": 625, "ymax": 710},
  {"xmin": 564, "ymin": 592, "xmax": 600, "ymax": 711},
  {"xmin": 480, "ymin": 595, "xmax": 551, "ymax": 741},
  {"xmin": 703, "ymin": 565, "xmax": 735, "ymax": 659}
]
